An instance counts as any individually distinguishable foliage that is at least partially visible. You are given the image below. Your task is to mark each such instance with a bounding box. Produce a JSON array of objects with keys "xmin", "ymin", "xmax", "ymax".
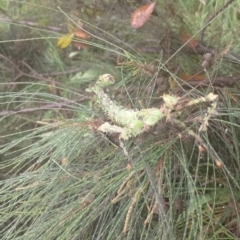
[{"xmin": 1, "ymin": 0, "xmax": 240, "ymax": 239}]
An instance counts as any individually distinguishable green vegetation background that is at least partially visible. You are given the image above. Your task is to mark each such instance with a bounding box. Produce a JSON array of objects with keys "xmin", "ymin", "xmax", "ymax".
[{"xmin": 1, "ymin": 0, "xmax": 240, "ymax": 239}]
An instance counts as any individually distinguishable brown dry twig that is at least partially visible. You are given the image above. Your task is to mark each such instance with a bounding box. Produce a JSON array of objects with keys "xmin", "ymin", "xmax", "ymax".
[
  {"xmin": 0, "ymin": 98, "xmax": 87, "ymax": 117},
  {"xmin": 0, "ymin": 54, "xmax": 86, "ymax": 94},
  {"xmin": 0, "ymin": 16, "xmax": 62, "ymax": 33},
  {"xmin": 179, "ymin": 74, "xmax": 240, "ymax": 89}
]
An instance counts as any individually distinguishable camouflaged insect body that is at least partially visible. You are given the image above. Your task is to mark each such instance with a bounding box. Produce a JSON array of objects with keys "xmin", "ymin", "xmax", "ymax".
[{"xmin": 91, "ymin": 74, "xmax": 164, "ymax": 140}]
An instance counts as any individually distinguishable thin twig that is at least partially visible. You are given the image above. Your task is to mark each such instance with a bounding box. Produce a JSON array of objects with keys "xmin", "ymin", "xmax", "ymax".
[
  {"xmin": 199, "ymin": 0, "xmax": 235, "ymax": 43},
  {"xmin": 40, "ymin": 68, "xmax": 83, "ymax": 77},
  {"xmin": 0, "ymin": 17, "xmax": 62, "ymax": 32},
  {"xmin": 0, "ymin": 54, "xmax": 86, "ymax": 94},
  {"xmin": 0, "ymin": 98, "xmax": 88, "ymax": 117},
  {"xmin": 179, "ymin": 74, "xmax": 240, "ymax": 89}
]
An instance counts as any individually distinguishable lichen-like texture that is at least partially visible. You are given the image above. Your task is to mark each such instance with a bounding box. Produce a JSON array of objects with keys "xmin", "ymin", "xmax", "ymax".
[
  {"xmin": 91, "ymin": 74, "xmax": 165, "ymax": 140},
  {"xmin": 90, "ymin": 74, "xmax": 219, "ymax": 142}
]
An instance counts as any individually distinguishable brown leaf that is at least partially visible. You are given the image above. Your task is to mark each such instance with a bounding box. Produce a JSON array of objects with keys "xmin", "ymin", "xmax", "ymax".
[
  {"xmin": 178, "ymin": 73, "xmax": 205, "ymax": 81},
  {"xmin": 179, "ymin": 27, "xmax": 198, "ymax": 49},
  {"xmin": 130, "ymin": 2, "xmax": 156, "ymax": 29},
  {"xmin": 74, "ymin": 29, "xmax": 90, "ymax": 39}
]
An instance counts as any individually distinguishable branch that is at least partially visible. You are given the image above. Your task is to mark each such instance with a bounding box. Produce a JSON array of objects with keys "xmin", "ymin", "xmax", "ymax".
[
  {"xmin": 0, "ymin": 16, "xmax": 62, "ymax": 33},
  {"xmin": 0, "ymin": 54, "xmax": 85, "ymax": 94},
  {"xmin": 0, "ymin": 98, "xmax": 88, "ymax": 117},
  {"xmin": 179, "ymin": 74, "xmax": 240, "ymax": 89}
]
